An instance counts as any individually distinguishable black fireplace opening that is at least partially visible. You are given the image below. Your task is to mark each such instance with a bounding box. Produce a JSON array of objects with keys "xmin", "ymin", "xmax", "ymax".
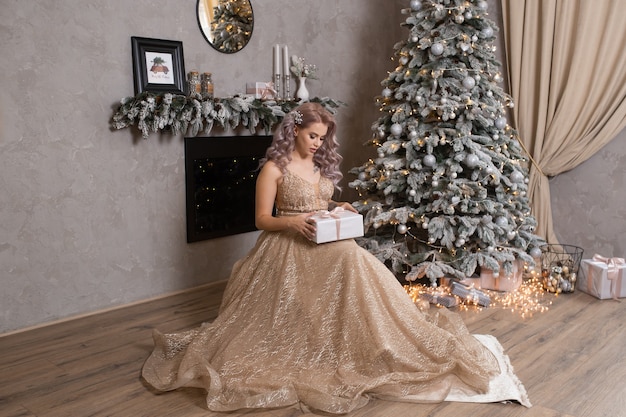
[{"xmin": 185, "ymin": 135, "xmax": 272, "ymax": 243}]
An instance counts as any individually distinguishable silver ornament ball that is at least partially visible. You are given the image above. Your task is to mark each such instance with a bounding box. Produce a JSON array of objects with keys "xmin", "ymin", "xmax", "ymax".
[
  {"xmin": 495, "ymin": 216, "xmax": 508, "ymax": 227},
  {"xmin": 431, "ymin": 43, "xmax": 444, "ymax": 56},
  {"xmin": 464, "ymin": 153, "xmax": 479, "ymax": 168},
  {"xmin": 390, "ymin": 123, "xmax": 403, "ymax": 136},
  {"xmin": 510, "ymin": 170, "xmax": 524, "ymax": 183},
  {"xmin": 462, "ymin": 76, "xmax": 476, "ymax": 90},
  {"xmin": 530, "ymin": 247, "xmax": 543, "ymax": 258},
  {"xmin": 495, "ymin": 116, "xmax": 507, "ymax": 130},
  {"xmin": 410, "ymin": 0, "xmax": 422, "ymax": 11},
  {"xmin": 423, "ymin": 154, "xmax": 436, "ymax": 167}
]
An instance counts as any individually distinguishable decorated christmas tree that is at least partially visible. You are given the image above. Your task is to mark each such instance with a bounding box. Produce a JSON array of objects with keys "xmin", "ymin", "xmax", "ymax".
[
  {"xmin": 210, "ymin": 0, "xmax": 253, "ymax": 52},
  {"xmin": 349, "ymin": 0, "xmax": 544, "ymax": 286}
]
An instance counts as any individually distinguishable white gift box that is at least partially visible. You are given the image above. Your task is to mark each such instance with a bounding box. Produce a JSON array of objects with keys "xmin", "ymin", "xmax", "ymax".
[
  {"xmin": 310, "ymin": 209, "xmax": 363, "ymax": 244},
  {"xmin": 246, "ymin": 82, "xmax": 276, "ymax": 99},
  {"xmin": 479, "ymin": 260, "xmax": 523, "ymax": 292},
  {"xmin": 578, "ymin": 258, "xmax": 626, "ymax": 299}
]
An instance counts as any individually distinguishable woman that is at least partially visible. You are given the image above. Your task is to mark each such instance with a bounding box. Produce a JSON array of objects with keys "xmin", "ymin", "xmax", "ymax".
[{"xmin": 142, "ymin": 102, "xmax": 530, "ymax": 414}]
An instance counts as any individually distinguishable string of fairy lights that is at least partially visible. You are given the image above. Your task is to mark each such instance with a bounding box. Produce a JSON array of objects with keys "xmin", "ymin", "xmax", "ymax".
[{"xmin": 405, "ymin": 264, "xmax": 554, "ymax": 318}]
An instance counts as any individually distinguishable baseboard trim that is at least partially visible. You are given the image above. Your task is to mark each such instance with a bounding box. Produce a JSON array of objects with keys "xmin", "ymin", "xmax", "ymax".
[{"xmin": 1, "ymin": 280, "xmax": 228, "ymax": 338}]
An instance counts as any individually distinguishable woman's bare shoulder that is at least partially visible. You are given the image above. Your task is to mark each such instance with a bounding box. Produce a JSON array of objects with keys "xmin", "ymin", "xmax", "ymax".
[{"xmin": 258, "ymin": 160, "xmax": 284, "ymax": 182}]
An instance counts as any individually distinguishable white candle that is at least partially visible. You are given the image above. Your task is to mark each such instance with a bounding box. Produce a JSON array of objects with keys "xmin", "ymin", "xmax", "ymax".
[
  {"xmin": 273, "ymin": 44, "xmax": 281, "ymax": 77},
  {"xmin": 282, "ymin": 45, "xmax": 289, "ymax": 76}
]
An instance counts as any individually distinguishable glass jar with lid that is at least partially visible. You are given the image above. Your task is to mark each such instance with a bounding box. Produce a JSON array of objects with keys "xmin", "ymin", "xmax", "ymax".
[
  {"xmin": 201, "ymin": 72, "xmax": 214, "ymax": 99},
  {"xmin": 187, "ymin": 71, "xmax": 201, "ymax": 96}
]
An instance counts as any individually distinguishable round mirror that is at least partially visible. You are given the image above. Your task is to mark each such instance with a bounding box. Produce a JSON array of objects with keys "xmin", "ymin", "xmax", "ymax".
[{"xmin": 197, "ymin": 0, "xmax": 254, "ymax": 54}]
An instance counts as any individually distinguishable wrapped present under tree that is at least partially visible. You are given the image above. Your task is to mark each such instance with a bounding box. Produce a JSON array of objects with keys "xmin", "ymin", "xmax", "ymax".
[{"xmin": 578, "ymin": 255, "xmax": 626, "ymax": 300}]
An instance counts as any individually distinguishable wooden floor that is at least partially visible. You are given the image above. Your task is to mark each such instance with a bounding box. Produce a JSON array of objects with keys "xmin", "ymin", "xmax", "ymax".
[{"xmin": 1, "ymin": 280, "xmax": 624, "ymax": 417}]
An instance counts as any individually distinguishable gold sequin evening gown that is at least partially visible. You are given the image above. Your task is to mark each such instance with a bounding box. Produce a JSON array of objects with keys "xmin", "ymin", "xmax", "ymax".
[{"xmin": 142, "ymin": 171, "xmax": 530, "ymax": 414}]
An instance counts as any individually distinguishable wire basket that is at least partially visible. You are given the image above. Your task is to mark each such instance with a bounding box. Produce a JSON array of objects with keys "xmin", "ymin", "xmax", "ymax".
[{"xmin": 540, "ymin": 244, "xmax": 584, "ymax": 293}]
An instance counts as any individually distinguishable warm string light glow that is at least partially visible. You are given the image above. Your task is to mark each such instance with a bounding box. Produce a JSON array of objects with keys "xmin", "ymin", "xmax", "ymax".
[
  {"xmin": 404, "ymin": 265, "xmax": 553, "ymax": 318},
  {"xmin": 490, "ymin": 274, "xmax": 552, "ymax": 318}
]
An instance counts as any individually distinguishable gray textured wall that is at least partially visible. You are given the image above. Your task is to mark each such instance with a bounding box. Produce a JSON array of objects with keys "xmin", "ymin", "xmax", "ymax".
[
  {"xmin": 0, "ymin": 0, "xmax": 403, "ymax": 333},
  {"xmin": 550, "ymin": 133, "xmax": 626, "ymax": 257},
  {"xmin": 1, "ymin": 1, "xmax": 623, "ymax": 333}
]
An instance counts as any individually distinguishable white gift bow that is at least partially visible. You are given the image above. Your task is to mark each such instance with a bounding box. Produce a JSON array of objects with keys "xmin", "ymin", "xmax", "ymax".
[
  {"xmin": 316, "ymin": 207, "xmax": 345, "ymax": 218},
  {"xmin": 592, "ymin": 254, "xmax": 625, "ymax": 300},
  {"xmin": 313, "ymin": 207, "xmax": 345, "ymax": 240},
  {"xmin": 261, "ymin": 82, "xmax": 277, "ymax": 99}
]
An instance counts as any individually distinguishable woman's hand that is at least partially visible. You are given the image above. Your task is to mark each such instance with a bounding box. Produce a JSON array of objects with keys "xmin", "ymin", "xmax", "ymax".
[
  {"xmin": 333, "ymin": 201, "xmax": 358, "ymax": 213},
  {"xmin": 286, "ymin": 212, "xmax": 317, "ymax": 240}
]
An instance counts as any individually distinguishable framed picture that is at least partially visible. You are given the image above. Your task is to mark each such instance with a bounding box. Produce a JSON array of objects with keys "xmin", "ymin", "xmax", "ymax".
[{"xmin": 131, "ymin": 36, "xmax": 186, "ymax": 95}]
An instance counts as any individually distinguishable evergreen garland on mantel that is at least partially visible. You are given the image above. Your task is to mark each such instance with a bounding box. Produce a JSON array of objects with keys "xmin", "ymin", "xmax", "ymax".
[{"xmin": 111, "ymin": 92, "xmax": 344, "ymax": 139}]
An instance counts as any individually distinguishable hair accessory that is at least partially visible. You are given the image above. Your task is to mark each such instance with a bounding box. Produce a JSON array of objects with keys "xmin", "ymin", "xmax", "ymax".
[{"xmin": 291, "ymin": 110, "xmax": 303, "ymax": 125}]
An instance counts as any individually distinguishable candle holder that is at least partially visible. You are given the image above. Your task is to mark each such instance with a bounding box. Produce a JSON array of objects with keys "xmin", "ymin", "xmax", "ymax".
[
  {"xmin": 283, "ymin": 74, "xmax": 291, "ymax": 101},
  {"xmin": 274, "ymin": 73, "xmax": 282, "ymax": 101}
]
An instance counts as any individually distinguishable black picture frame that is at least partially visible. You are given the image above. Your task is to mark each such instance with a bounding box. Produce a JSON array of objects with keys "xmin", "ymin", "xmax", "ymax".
[{"xmin": 131, "ymin": 36, "xmax": 186, "ymax": 95}]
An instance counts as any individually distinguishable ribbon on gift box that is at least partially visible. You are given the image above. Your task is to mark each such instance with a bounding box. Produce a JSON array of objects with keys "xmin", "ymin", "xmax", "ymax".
[
  {"xmin": 260, "ymin": 82, "xmax": 277, "ymax": 100},
  {"xmin": 591, "ymin": 254, "xmax": 625, "ymax": 300},
  {"xmin": 313, "ymin": 207, "xmax": 345, "ymax": 240},
  {"xmin": 421, "ymin": 293, "xmax": 458, "ymax": 308},
  {"xmin": 450, "ymin": 281, "xmax": 491, "ymax": 307}
]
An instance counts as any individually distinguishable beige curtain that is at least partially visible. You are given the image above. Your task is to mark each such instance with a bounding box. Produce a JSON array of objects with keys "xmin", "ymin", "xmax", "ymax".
[{"xmin": 500, "ymin": 0, "xmax": 626, "ymax": 244}]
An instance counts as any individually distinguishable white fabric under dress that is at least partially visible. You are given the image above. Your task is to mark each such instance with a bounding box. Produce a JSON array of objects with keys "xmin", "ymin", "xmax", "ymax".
[{"xmin": 142, "ymin": 171, "xmax": 531, "ymax": 414}]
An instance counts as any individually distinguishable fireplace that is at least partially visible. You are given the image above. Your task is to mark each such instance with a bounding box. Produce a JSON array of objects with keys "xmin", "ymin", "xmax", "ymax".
[{"xmin": 185, "ymin": 135, "xmax": 272, "ymax": 243}]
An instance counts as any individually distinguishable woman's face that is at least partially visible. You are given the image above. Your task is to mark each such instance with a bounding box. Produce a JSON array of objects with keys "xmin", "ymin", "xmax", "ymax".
[{"xmin": 294, "ymin": 122, "xmax": 328, "ymax": 158}]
